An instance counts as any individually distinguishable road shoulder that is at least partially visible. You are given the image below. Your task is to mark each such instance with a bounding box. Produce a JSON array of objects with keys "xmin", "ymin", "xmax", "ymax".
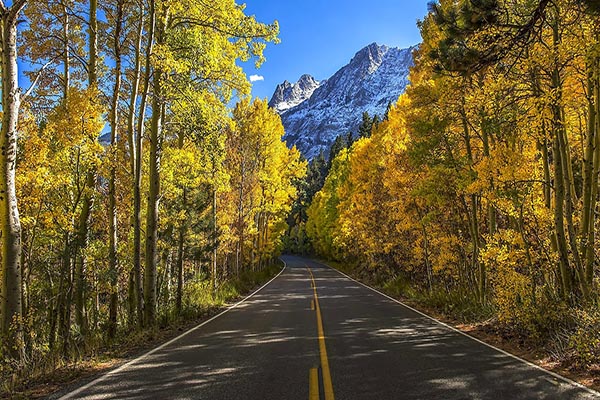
[
  {"xmin": 312, "ymin": 257, "xmax": 600, "ymax": 396},
  {"xmin": 34, "ymin": 264, "xmax": 286, "ymax": 400}
]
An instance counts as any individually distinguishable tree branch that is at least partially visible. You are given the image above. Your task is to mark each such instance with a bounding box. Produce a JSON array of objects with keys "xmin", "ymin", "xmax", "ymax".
[
  {"xmin": 7, "ymin": 0, "xmax": 27, "ymax": 20},
  {"xmin": 170, "ymin": 16, "xmax": 275, "ymax": 40},
  {"xmin": 22, "ymin": 59, "xmax": 55, "ymax": 101}
]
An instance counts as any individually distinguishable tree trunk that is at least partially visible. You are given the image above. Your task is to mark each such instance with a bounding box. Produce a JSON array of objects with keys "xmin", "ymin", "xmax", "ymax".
[
  {"xmin": 0, "ymin": 0, "xmax": 27, "ymax": 361},
  {"xmin": 62, "ymin": 5, "xmax": 69, "ymax": 100},
  {"xmin": 211, "ymin": 187, "xmax": 218, "ymax": 299},
  {"xmin": 551, "ymin": 16, "xmax": 589, "ymax": 301},
  {"xmin": 144, "ymin": 87, "xmax": 162, "ymax": 327},
  {"xmin": 107, "ymin": 0, "xmax": 124, "ymax": 339},
  {"xmin": 176, "ymin": 222, "xmax": 184, "ymax": 315},
  {"xmin": 144, "ymin": 0, "xmax": 164, "ymax": 326},
  {"xmin": 460, "ymin": 107, "xmax": 484, "ymax": 303},
  {"xmin": 88, "ymin": 0, "xmax": 98, "ymax": 85},
  {"xmin": 74, "ymin": 0, "xmax": 99, "ymax": 336},
  {"xmin": 175, "ymin": 130, "xmax": 186, "ymax": 315},
  {"xmin": 59, "ymin": 237, "xmax": 73, "ymax": 358},
  {"xmin": 126, "ymin": 1, "xmax": 145, "ymax": 327},
  {"xmin": 540, "ymin": 135, "xmax": 552, "ymax": 209},
  {"xmin": 236, "ymin": 166, "xmax": 245, "ymax": 276},
  {"xmin": 552, "ymin": 108, "xmax": 573, "ymax": 300},
  {"xmin": 135, "ymin": 0, "xmax": 156, "ymax": 328},
  {"xmin": 585, "ymin": 28, "xmax": 600, "ymax": 286},
  {"xmin": 479, "ymin": 104, "xmax": 496, "ymax": 236}
]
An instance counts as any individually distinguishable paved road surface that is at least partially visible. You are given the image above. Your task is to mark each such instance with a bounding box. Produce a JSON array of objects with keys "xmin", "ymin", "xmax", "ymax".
[{"xmin": 55, "ymin": 255, "xmax": 600, "ymax": 399}]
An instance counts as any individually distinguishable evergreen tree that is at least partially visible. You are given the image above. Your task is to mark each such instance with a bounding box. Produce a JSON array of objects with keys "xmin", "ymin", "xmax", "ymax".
[
  {"xmin": 384, "ymin": 101, "xmax": 393, "ymax": 120},
  {"xmin": 372, "ymin": 114, "xmax": 381, "ymax": 129},
  {"xmin": 310, "ymin": 150, "xmax": 328, "ymax": 195},
  {"xmin": 328, "ymin": 134, "xmax": 348, "ymax": 169},
  {"xmin": 428, "ymin": 0, "xmax": 549, "ymax": 73},
  {"xmin": 358, "ymin": 111, "xmax": 373, "ymax": 138},
  {"xmin": 346, "ymin": 130, "xmax": 355, "ymax": 147},
  {"xmin": 580, "ymin": 0, "xmax": 600, "ymax": 13}
]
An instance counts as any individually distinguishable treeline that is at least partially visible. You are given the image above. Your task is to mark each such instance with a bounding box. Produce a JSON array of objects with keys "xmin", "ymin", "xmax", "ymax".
[
  {"xmin": 305, "ymin": 0, "xmax": 600, "ymax": 364},
  {"xmin": 286, "ymin": 110, "xmax": 380, "ymax": 253},
  {"xmin": 0, "ymin": 0, "xmax": 304, "ymax": 369}
]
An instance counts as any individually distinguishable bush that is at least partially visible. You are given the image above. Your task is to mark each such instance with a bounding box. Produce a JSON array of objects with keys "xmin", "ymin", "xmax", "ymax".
[
  {"xmin": 566, "ymin": 308, "xmax": 600, "ymax": 368},
  {"xmin": 382, "ymin": 274, "xmax": 493, "ymax": 322},
  {"xmin": 420, "ymin": 287, "xmax": 494, "ymax": 322}
]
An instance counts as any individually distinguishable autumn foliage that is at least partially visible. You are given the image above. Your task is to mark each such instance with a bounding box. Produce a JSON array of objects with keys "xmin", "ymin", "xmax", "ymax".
[
  {"xmin": 306, "ymin": 0, "xmax": 600, "ymax": 366},
  {"xmin": 0, "ymin": 0, "xmax": 306, "ymax": 383}
]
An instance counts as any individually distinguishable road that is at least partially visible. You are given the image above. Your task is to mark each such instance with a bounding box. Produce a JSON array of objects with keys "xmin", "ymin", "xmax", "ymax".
[{"xmin": 56, "ymin": 255, "xmax": 599, "ymax": 400}]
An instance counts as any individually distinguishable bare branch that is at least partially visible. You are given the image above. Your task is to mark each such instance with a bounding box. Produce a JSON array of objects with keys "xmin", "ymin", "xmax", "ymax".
[
  {"xmin": 6, "ymin": 0, "xmax": 27, "ymax": 21},
  {"xmin": 22, "ymin": 59, "xmax": 55, "ymax": 101}
]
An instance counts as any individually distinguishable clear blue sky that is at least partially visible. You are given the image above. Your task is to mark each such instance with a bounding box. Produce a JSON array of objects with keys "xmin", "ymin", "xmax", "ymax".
[{"xmin": 242, "ymin": 0, "xmax": 431, "ymax": 101}]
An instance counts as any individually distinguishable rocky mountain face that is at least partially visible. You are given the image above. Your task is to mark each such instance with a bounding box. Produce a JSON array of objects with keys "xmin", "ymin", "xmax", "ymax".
[
  {"xmin": 269, "ymin": 43, "xmax": 415, "ymax": 159},
  {"xmin": 269, "ymin": 74, "xmax": 322, "ymax": 113}
]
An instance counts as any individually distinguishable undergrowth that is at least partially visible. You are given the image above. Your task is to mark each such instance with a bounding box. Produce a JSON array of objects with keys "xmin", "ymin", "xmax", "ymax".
[
  {"xmin": 321, "ymin": 258, "xmax": 600, "ymax": 370},
  {"xmin": 1, "ymin": 262, "xmax": 282, "ymax": 398}
]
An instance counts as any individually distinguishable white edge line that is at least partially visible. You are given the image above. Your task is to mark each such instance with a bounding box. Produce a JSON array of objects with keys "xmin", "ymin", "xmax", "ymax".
[
  {"xmin": 314, "ymin": 259, "xmax": 600, "ymax": 398},
  {"xmin": 59, "ymin": 261, "xmax": 287, "ymax": 400}
]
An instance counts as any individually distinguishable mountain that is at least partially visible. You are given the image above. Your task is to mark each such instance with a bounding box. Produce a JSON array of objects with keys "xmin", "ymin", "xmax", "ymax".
[
  {"xmin": 269, "ymin": 43, "xmax": 415, "ymax": 159},
  {"xmin": 268, "ymin": 74, "xmax": 323, "ymax": 113}
]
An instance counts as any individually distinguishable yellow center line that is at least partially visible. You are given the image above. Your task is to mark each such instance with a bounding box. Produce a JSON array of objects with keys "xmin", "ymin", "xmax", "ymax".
[
  {"xmin": 309, "ymin": 367, "xmax": 319, "ymax": 400},
  {"xmin": 307, "ymin": 266, "xmax": 335, "ymax": 400}
]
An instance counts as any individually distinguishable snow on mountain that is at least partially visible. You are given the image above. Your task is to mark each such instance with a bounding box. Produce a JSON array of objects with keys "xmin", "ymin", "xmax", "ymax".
[
  {"xmin": 268, "ymin": 74, "xmax": 322, "ymax": 113},
  {"xmin": 269, "ymin": 43, "xmax": 415, "ymax": 159}
]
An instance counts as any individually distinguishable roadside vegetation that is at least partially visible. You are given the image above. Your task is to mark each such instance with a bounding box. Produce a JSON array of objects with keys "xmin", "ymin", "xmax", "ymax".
[
  {"xmin": 2, "ymin": 262, "xmax": 282, "ymax": 398},
  {"xmin": 0, "ymin": 0, "xmax": 302, "ymax": 396},
  {"xmin": 293, "ymin": 0, "xmax": 600, "ymax": 376}
]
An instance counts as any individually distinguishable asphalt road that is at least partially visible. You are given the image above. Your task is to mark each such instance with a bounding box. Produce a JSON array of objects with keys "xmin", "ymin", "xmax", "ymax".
[{"xmin": 56, "ymin": 255, "xmax": 600, "ymax": 400}]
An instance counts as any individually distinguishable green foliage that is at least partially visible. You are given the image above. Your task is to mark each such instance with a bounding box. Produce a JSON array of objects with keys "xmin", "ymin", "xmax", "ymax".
[
  {"xmin": 181, "ymin": 262, "xmax": 282, "ymax": 314},
  {"xmin": 357, "ymin": 111, "xmax": 374, "ymax": 138}
]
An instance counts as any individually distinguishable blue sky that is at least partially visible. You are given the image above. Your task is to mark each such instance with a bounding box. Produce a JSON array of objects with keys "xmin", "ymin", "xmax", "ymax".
[{"xmin": 242, "ymin": 0, "xmax": 431, "ymax": 101}]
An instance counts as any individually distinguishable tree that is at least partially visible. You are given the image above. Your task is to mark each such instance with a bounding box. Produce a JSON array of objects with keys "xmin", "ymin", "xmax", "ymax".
[
  {"xmin": 141, "ymin": 0, "xmax": 279, "ymax": 326},
  {"xmin": 0, "ymin": 0, "xmax": 28, "ymax": 362},
  {"xmin": 305, "ymin": 0, "xmax": 600, "ymax": 343},
  {"xmin": 228, "ymin": 98, "xmax": 305, "ymax": 271},
  {"xmin": 328, "ymin": 134, "xmax": 348, "ymax": 169},
  {"xmin": 357, "ymin": 111, "xmax": 373, "ymax": 138},
  {"xmin": 105, "ymin": 0, "xmax": 124, "ymax": 338},
  {"xmin": 0, "ymin": 0, "xmax": 288, "ymax": 373}
]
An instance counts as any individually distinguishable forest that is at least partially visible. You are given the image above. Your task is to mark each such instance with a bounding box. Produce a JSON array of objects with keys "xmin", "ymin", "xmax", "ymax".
[
  {"xmin": 297, "ymin": 0, "xmax": 600, "ymax": 370},
  {"xmin": 3, "ymin": 0, "xmax": 600, "ymax": 395},
  {"xmin": 0, "ymin": 0, "xmax": 306, "ymax": 390}
]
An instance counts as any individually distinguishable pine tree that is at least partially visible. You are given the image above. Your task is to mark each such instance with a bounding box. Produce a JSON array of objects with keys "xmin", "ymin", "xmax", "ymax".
[
  {"xmin": 372, "ymin": 115, "xmax": 381, "ymax": 129},
  {"xmin": 346, "ymin": 131, "xmax": 355, "ymax": 147},
  {"xmin": 358, "ymin": 111, "xmax": 373, "ymax": 138},
  {"xmin": 328, "ymin": 134, "xmax": 348, "ymax": 169},
  {"xmin": 384, "ymin": 101, "xmax": 393, "ymax": 120}
]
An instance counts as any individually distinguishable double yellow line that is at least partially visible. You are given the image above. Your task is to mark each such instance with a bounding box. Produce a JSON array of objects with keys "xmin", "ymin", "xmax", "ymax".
[{"xmin": 307, "ymin": 267, "xmax": 335, "ymax": 400}]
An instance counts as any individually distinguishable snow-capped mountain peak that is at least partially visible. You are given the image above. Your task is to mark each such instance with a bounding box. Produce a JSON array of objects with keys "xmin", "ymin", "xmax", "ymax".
[
  {"xmin": 351, "ymin": 42, "xmax": 388, "ymax": 74},
  {"xmin": 268, "ymin": 74, "xmax": 322, "ymax": 113},
  {"xmin": 269, "ymin": 43, "xmax": 415, "ymax": 159}
]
